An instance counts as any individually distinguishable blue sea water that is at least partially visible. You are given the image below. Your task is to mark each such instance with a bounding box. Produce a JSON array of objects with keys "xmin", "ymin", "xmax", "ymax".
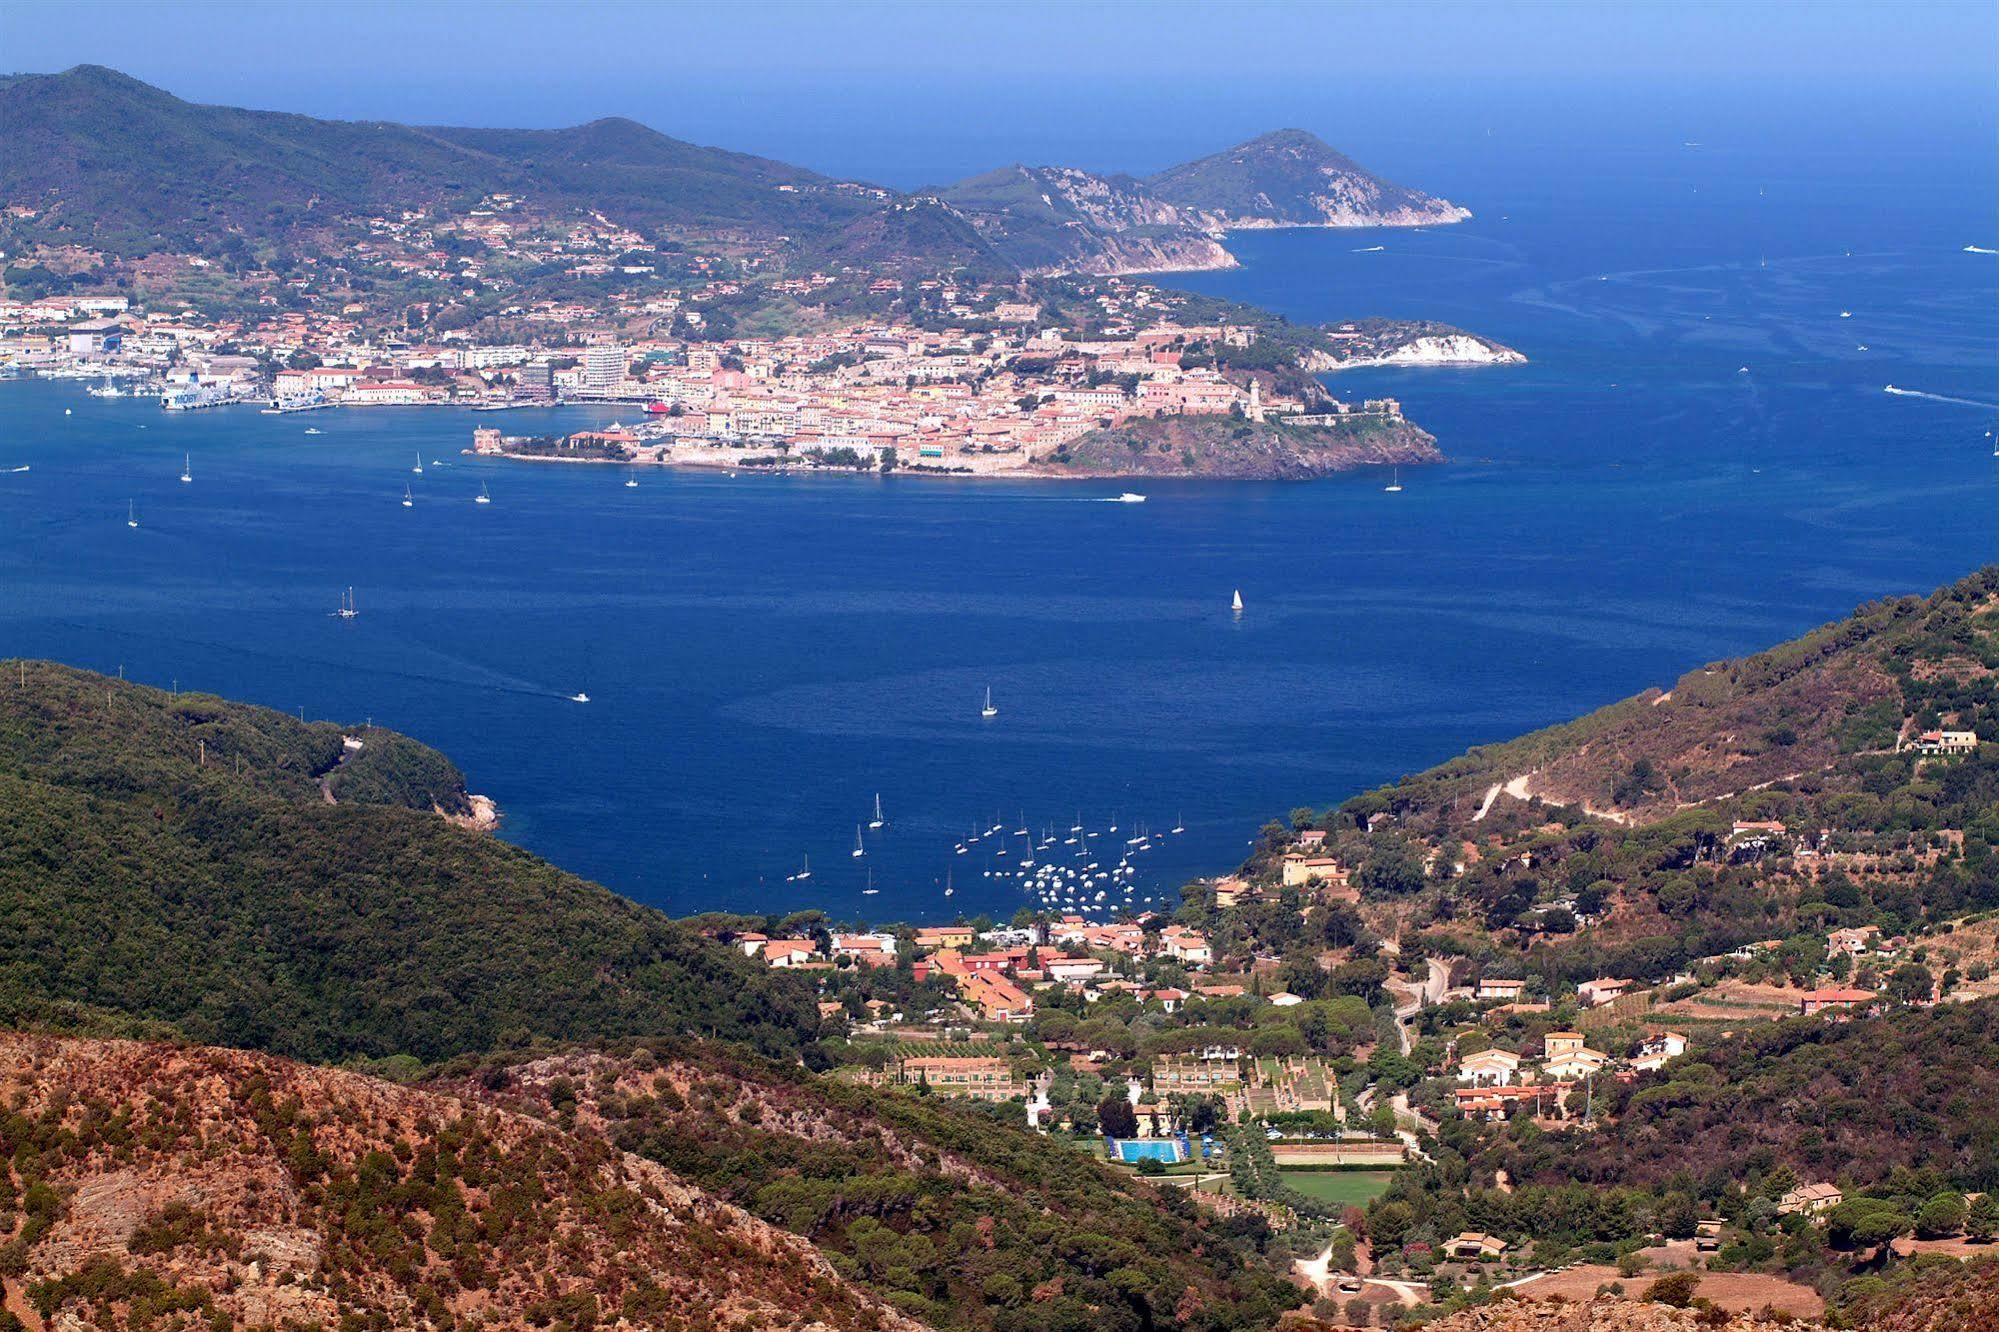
[{"xmin": 2, "ymin": 117, "xmax": 1995, "ymax": 926}]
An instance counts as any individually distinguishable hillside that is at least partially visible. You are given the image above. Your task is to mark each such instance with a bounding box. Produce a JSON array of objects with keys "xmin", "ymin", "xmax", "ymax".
[
  {"xmin": 439, "ymin": 1040, "xmax": 1305, "ymax": 1331},
  {"xmin": 0, "ymin": 660, "xmax": 821, "ymax": 1063},
  {"xmin": 2, "ymin": 69, "xmax": 1474, "ymax": 285},
  {"xmin": 1410, "ymin": 1299, "xmax": 1827, "ymax": 1332},
  {"xmin": 1440, "ymin": 998, "xmax": 1999, "ymax": 1198},
  {"xmin": 1039, "ymin": 412, "xmax": 1440, "ymax": 479},
  {"xmin": 938, "ymin": 131, "xmax": 1474, "ymax": 275},
  {"xmin": 0, "ymin": 1034, "xmax": 913, "ymax": 1330},
  {"xmin": 1347, "ymin": 567, "xmax": 1999, "ymax": 827},
  {"xmin": 1147, "ymin": 129, "xmax": 1472, "ymax": 229},
  {"xmin": 936, "ymin": 165, "xmax": 1235, "ymax": 275},
  {"xmin": 0, "ymin": 65, "xmax": 924, "ymax": 262}
]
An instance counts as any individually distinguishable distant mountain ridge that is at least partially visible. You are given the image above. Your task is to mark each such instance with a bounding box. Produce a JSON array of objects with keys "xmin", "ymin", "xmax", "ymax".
[
  {"xmin": 1, "ymin": 66, "xmax": 1467, "ymax": 279},
  {"xmin": 934, "ymin": 130, "xmax": 1470, "ymax": 275}
]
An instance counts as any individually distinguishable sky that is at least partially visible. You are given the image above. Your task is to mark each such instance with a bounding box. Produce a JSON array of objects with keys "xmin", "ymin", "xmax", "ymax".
[{"xmin": 5, "ymin": 1, "xmax": 1995, "ymax": 186}]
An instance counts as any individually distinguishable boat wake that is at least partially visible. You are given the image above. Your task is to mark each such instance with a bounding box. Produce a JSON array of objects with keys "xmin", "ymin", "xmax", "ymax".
[
  {"xmin": 1883, "ymin": 385, "xmax": 1999, "ymax": 410},
  {"xmin": 6, "ymin": 465, "xmax": 27, "ymax": 474},
  {"xmin": 1353, "ymin": 245, "xmax": 1386, "ymax": 253},
  {"xmin": 1964, "ymin": 245, "xmax": 1998, "ymax": 256}
]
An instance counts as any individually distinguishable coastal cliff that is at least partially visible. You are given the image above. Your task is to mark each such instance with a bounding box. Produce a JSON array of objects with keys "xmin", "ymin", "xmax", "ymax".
[
  {"xmin": 938, "ymin": 131, "xmax": 1468, "ymax": 277},
  {"xmin": 1035, "ymin": 412, "xmax": 1440, "ymax": 480},
  {"xmin": 1310, "ymin": 328, "xmax": 1528, "ymax": 372}
]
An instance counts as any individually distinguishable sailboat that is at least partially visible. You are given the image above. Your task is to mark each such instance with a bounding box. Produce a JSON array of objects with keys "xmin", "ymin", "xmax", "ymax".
[
  {"xmin": 413, "ymin": 452, "xmax": 424, "ymax": 476},
  {"xmin": 401, "ymin": 484, "xmax": 414, "ymax": 508},
  {"xmin": 851, "ymin": 825, "xmax": 865, "ymax": 859},
  {"xmin": 336, "ymin": 587, "xmax": 358, "ymax": 620},
  {"xmin": 569, "ymin": 691, "xmax": 590, "ymax": 703},
  {"xmin": 1231, "ymin": 588, "xmax": 1244, "ymax": 614},
  {"xmin": 981, "ymin": 686, "xmax": 998, "ymax": 719},
  {"xmin": 1171, "ymin": 813, "xmax": 1185, "ymax": 834},
  {"xmin": 475, "ymin": 482, "xmax": 492, "ymax": 505},
  {"xmin": 1384, "ymin": 467, "xmax": 1404, "ymax": 493},
  {"xmin": 795, "ymin": 854, "xmax": 812, "ymax": 882},
  {"xmin": 624, "ymin": 472, "xmax": 639, "ymax": 488},
  {"xmin": 943, "ymin": 868, "xmax": 954, "ymax": 899},
  {"xmin": 869, "ymin": 793, "xmax": 885, "ymax": 829},
  {"xmin": 179, "ymin": 454, "xmax": 192, "ymax": 484},
  {"xmin": 861, "ymin": 868, "xmax": 879, "ymax": 896},
  {"xmin": 126, "ymin": 500, "xmax": 138, "ymax": 529}
]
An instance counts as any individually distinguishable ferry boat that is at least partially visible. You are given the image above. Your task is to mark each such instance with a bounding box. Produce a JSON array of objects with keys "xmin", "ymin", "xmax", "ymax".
[{"xmin": 161, "ymin": 385, "xmax": 231, "ymax": 412}]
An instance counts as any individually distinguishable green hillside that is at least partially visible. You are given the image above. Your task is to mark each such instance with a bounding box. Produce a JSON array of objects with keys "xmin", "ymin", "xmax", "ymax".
[
  {"xmin": 1147, "ymin": 128, "xmax": 1469, "ymax": 227},
  {"xmin": 0, "ymin": 66, "xmax": 890, "ymax": 258},
  {"xmin": 0, "ymin": 660, "xmax": 820, "ymax": 1063}
]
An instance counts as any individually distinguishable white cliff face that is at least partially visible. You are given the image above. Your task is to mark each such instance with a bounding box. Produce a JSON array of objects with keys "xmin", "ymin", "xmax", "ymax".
[
  {"xmin": 1302, "ymin": 334, "xmax": 1526, "ymax": 373},
  {"xmin": 1377, "ymin": 334, "xmax": 1525, "ymax": 365}
]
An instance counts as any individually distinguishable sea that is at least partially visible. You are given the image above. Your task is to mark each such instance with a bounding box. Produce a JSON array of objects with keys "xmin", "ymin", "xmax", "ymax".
[{"xmin": 2, "ymin": 103, "xmax": 1995, "ymax": 926}]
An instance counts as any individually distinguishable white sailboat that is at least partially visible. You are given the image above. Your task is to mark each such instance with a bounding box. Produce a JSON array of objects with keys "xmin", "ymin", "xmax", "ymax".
[
  {"xmin": 943, "ymin": 868, "xmax": 954, "ymax": 898},
  {"xmin": 851, "ymin": 825, "xmax": 865, "ymax": 859},
  {"xmin": 413, "ymin": 452, "xmax": 424, "ymax": 475},
  {"xmin": 796, "ymin": 854, "xmax": 812, "ymax": 882},
  {"xmin": 981, "ymin": 686, "xmax": 998, "ymax": 719},
  {"xmin": 126, "ymin": 500, "xmax": 138, "ymax": 529},
  {"xmin": 869, "ymin": 793, "xmax": 885, "ymax": 829},
  {"xmin": 475, "ymin": 482, "xmax": 492, "ymax": 505},
  {"xmin": 1385, "ymin": 467, "xmax": 1404, "ymax": 493},
  {"xmin": 179, "ymin": 454, "xmax": 192, "ymax": 484},
  {"xmin": 1231, "ymin": 588, "xmax": 1244, "ymax": 614},
  {"xmin": 1172, "ymin": 813, "xmax": 1185, "ymax": 834},
  {"xmin": 401, "ymin": 484, "xmax": 414, "ymax": 508},
  {"xmin": 569, "ymin": 692, "xmax": 590, "ymax": 703},
  {"xmin": 624, "ymin": 472, "xmax": 639, "ymax": 488},
  {"xmin": 862, "ymin": 868, "xmax": 879, "ymax": 896},
  {"xmin": 336, "ymin": 587, "xmax": 358, "ymax": 620}
]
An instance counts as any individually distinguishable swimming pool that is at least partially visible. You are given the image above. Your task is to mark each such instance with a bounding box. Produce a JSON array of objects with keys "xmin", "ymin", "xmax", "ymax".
[{"xmin": 1107, "ymin": 1136, "xmax": 1190, "ymax": 1164}]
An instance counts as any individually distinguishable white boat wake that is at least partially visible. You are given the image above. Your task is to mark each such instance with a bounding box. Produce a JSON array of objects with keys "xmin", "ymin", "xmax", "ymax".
[
  {"xmin": 1353, "ymin": 245, "xmax": 1386, "ymax": 253},
  {"xmin": 1883, "ymin": 385, "xmax": 1999, "ymax": 410},
  {"xmin": 1964, "ymin": 245, "xmax": 1998, "ymax": 255}
]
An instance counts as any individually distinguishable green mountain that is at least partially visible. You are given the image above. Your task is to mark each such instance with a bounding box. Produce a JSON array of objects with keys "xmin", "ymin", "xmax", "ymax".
[
  {"xmin": 0, "ymin": 660, "xmax": 821, "ymax": 1063},
  {"xmin": 0, "ymin": 65, "xmax": 913, "ymax": 262},
  {"xmin": 2, "ymin": 69, "xmax": 1471, "ymax": 284},
  {"xmin": 1146, "ymin": 128, "xmax": 1472, "ymax": 228}
]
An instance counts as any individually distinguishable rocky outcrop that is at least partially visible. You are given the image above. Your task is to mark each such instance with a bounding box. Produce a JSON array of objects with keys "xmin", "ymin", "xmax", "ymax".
[
  {"xmin": 1037, "ymin": 413, "xmax": 1441, "ymax": 480},
  {"xmin": 1311, "ymin": 331, "xmax": 1529, "ymax": 372}
]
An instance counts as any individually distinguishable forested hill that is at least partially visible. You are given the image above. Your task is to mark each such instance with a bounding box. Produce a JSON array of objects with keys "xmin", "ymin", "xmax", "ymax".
[
  {"xmin": 0, "ymin": 65, "xmax": 904, "ymax": 259},
  {"xmin": 4, "ymin": 67, "xmax": 1469, "ymax": 282},
  {"xmin": 0, "ymin": 660, "xmax": 820, "ymax": 1062}
]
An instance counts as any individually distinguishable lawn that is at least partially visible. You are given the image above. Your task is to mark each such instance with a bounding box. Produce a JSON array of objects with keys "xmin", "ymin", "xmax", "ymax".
[{"xmin": 1279, "ymin": 1170, "xmax": 1396, "ymax": 1207}]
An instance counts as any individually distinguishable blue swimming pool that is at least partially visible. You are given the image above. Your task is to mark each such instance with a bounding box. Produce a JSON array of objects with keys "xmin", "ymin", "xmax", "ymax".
[{"xmin": 1107, "ymin": 1136, "xmax": 1190, "ymax": 1164}]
